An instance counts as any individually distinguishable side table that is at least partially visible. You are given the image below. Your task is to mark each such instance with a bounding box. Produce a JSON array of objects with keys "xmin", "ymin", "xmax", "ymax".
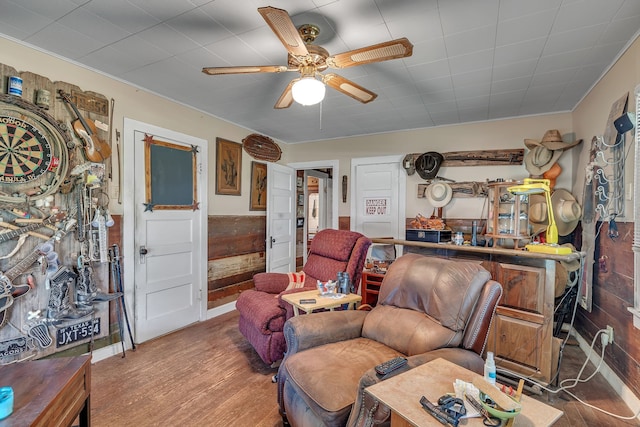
[
  {"xmin": 0, "ymin": 354, "xmax": 91, "ymax": 427},
  {"xmin": 281, "ymin": 289, "xmax": 361, "ymax": 316},
  {"xmin": 366, "ymin": 357, "xmax": 563, "ymax": 427}
]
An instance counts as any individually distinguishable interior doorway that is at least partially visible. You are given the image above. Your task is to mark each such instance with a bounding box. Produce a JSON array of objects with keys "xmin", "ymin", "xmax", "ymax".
[
  {"xmin": 305, "ymin": 169, "xmax": 330, "ymax": 256},
  {"xmin": 288, "ymin": 160, "xmax": 339, "ymax": 266}
]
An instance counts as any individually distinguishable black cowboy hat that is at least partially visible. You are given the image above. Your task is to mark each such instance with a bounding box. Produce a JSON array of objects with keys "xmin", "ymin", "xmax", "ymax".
[{"xmin": 415, "ymin": 152, "xmax": 444, "ymax": 180}]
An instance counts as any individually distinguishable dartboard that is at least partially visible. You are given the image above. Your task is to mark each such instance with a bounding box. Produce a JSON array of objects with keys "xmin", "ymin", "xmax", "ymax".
[{"xmin": 0, "ymin": 115, "xmax": 52, "ymax": 184}]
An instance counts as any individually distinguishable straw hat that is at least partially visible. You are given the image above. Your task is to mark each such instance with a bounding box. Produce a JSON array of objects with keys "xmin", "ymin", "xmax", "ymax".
[
  {"xmin": 528, "ymin": 194, "xmax": 548, "ymax": 236},
  {"xmin": 415, "ymin": 152, "xmax": 444, "ymax": 180},
  {"xmin": 554, "ymin": 261, "xmax": 570, "ymax": 298},
  {"xmin": 551, "ymin": 189, "xmax": 582, "ymax": 236},
  {"xmin": 559, "ymin": 243, "xmax": 580, "ymax": 272},
  {"xmin": 425, "ymin": 182, "xmax": 453, "ymax": 207},
  {"xmin": 524, "ymin": 130, "xmax": 582, "ymax": 176}
]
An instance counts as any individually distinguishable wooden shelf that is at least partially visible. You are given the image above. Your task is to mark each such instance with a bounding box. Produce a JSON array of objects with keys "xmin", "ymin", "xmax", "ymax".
[{"xmin": 362, "ymin": 271, "xmax": 385, "ymax": 306}]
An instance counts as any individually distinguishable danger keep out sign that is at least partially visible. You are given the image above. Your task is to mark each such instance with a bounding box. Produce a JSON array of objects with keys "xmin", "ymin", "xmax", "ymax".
[{"xmin": 364, "ymin": 198, "xmax": 390, "ymax": 216}]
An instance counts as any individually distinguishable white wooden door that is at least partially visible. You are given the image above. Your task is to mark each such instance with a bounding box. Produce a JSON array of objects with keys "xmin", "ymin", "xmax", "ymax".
[
  {"xmin": 352, "ymin": 156, "xmax": 405, "ymax": 240},
  {"xmin": 124, "ymin": 119, "xmax": 207, "ymax": 343},
  {"xmin": 266, "ymin": 162, "xmax": 296, "ymax": 273}
]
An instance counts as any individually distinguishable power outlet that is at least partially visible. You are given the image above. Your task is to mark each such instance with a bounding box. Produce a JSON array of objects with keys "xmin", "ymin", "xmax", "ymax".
[{"xmin": 606, "ymin": 325, "xmax": 614, "ymax": 345}]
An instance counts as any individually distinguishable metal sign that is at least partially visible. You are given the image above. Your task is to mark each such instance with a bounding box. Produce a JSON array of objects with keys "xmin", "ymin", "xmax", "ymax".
[
  {"xmin": 364, "ymin": 198, "xmax": 390, "ymax": 216},
  {"xmin": 56, "ymin": 318, "xmax": 100, "ymax": 347},
  {"xmin": 0, "ymin": 336, "xmax": 28, "ymax": 358}
]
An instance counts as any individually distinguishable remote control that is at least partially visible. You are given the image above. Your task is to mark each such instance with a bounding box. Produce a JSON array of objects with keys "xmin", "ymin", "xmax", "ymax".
[
  {"xmin": 299, "ymin": 298, "xmax": 316, "ymax": 304},
  {"xmin": 375, "ymin": 356, "xmax": 408, "ymax": 376}
]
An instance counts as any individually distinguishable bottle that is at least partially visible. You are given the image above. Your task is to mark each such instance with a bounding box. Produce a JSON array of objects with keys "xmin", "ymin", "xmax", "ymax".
[
  {"xmin": 471, "ymin": 221, "xmax": 478, "ymax": 246},
  {"xmin": 484, "ymin": 352, "xmax": 496, "ymax": 385}
]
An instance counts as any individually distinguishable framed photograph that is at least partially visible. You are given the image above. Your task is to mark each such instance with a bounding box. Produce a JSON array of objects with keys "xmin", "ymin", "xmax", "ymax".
[
  {"xmin": 297, "ymin": 194, "xmax": 304, "ymax": 206},
  {"xmin": 296, "ymin": 176, "xmax": 303, "ymax": 187},
  {"xmin": 297, "ymin": 217, "xmax": 304, "ymax": 228},
  {"xmin": 250, "ymin": 161, "xmax": 267, "ymax": 211},
  {"xmin": 215, "ymin": 137, "xmax": 242, "ymax": 195}
]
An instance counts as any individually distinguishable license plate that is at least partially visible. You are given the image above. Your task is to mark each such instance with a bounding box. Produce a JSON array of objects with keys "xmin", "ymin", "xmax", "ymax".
[{"xmin": 56, "ymin": 318, "xmax": 100, "ymax": 347}]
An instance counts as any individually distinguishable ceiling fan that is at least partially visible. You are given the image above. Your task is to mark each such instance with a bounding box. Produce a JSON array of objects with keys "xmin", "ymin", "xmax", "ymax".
[{"xmin": 202, "ymin": 6, "xmax": 413, "ymax": 109}]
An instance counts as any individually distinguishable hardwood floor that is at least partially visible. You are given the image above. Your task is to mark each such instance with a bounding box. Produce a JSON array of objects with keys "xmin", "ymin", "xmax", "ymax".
[{"xmin": 90, "ymin": 310, "xmax": 639, "ymax": 426}]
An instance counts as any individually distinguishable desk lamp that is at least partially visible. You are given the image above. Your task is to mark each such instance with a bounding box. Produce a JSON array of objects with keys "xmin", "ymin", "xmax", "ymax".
[{"xmin": 507, "ymin": 178, "xmax": 572, "ymax": 255}]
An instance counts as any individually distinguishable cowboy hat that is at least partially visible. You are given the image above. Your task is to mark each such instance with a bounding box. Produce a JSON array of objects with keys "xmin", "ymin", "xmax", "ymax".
[
  {"xmin": 551, "ymin": 188, "xmax": 582, "ymax": 236},
  {"xmin": 402, "ymin": 154, "xmax": 416, "ymax": 176},
  {"xmin": 554, "ymin": 261, "xmax": 570, "ymax": 298},
  {"xmin": 524, "ymin": 130, "xmax": 583, "ymax": 176},
  {"xmin": 559, "ymin": 243, "xmax": 580, "ymax": 272},
  {"xmin": 425, "ymin": 181, "xmax": 453, "ymax": 208},
  {"xmin": 528, "ymin": 194, "xmax": 548, "ymax": 236},
  {"xmin": 415, "ymin": 152, "xmax": 444, "ymax": 180}
]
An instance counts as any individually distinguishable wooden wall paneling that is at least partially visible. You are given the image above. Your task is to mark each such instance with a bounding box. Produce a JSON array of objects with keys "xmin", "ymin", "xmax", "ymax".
[
  {"xmin": 208, "ymin": 216, "xmax": 265, "ymax": 258},
  {"xmin": 339, "ymin": 216, "xmax": 350, "ymax": 230},
  {"xmin": 575, "ymin": 221, "xmax": 640, "ymax": 397},
  {"xmin": 207, "ymin": 215, "xmax": 266, "ymax": 307}
]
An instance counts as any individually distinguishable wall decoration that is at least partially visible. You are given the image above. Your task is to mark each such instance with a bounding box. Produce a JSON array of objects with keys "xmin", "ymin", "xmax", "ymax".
[
  {"xmin": 0, "ymin": 62, "xmax": 112, "ymax": 363},
  {"xmin": 215, "ymin": 138, "xmax": 242, "ymax": 195},
  {"xmin": 242, "ymin": 133, "xmax": 281, "ymax": 162},
  {"xmin": 144, "ymin": 134, "xmax": 199, "ymax": 211},
  {"xmin": 250, "ymin": 161, "xmax": 267, "ymax": 211}
]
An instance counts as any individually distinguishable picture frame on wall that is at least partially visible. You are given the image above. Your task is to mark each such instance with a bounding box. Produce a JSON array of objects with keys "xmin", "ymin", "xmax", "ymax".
[
  {"xmin": 296, "ymin": 176, "xmax": 303, "ymax": 187},
  {"xmin": 215, "ymin": 137, "xmax": 242, "ymax": 195},
  {"xmin": 250, "ymin": 161, "xmax": 267, "ymax": 211}
]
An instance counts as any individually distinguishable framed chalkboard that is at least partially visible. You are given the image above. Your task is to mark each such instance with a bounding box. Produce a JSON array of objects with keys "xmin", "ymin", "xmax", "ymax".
[{"xmin": 144, "ymin": 134, "xmax": 198, "ymax": 210}]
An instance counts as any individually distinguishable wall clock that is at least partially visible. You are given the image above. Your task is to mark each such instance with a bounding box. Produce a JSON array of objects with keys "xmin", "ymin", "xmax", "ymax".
[{"xmin": 0, "ymin": 94, "xmax": 70, "ymax": 203}]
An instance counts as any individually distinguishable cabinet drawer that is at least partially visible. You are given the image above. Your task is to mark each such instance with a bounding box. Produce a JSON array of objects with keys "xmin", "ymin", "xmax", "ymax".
[
  {"xmin": 494, "ymin": 263, "xmax": 545, "ymax": 314},
  {"xmin": 491, "ymin": 313, "xmax": 543, "ymax": 371}
]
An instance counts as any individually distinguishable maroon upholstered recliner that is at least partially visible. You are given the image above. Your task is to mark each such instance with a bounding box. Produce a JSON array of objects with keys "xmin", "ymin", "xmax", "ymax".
[{"xmin": 236, "ymin": 229, "xmax": 372, "ymax": 365}]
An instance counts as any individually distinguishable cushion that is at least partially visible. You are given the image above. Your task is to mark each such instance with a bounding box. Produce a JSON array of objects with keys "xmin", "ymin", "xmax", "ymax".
[
  {"xmin": 309, "ymin": 229, "xmax": 362, "ymax": 261},
  {"xmin": 284, "ymin": 337, "xmax": 401, "ymax": 425},
  {"xmin": 284, "ymin": 271, "xmax": 306, "ymax": 291},
  {"xmin": 362, "ymin": 305, "xmax": 459, "ymax": 355},
  {"xmin": 380, "ymin": 254, "xmax": 490, "ymax": 331}
]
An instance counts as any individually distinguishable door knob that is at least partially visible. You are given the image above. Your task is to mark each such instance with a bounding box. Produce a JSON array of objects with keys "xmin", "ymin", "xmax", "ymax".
[{"xmin": 139, "ymin": 246, "xmax": 148, "ymax": 264}]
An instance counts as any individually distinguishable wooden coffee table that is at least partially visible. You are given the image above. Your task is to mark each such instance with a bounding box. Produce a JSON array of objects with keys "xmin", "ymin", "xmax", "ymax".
[
  {"xmin": 366, "ymin": 358, "xmax": 563, "ymax": 427},
  {"xmin": 281, "ymin": 289, "xmax": 362, "ymax": 316},
  {"xmin": 0, "ymin": 354, "xmax": 91, "ymax": 427}
]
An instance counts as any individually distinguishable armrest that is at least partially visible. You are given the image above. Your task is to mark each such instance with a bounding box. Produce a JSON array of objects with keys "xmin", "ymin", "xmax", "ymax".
[
  {"xmin": 283, "ymin": 310, "xmax": 368, "ymax": 356},
  {"xmin": 253, "ymin": 272, "xmax": 289, "ymax": 293}
]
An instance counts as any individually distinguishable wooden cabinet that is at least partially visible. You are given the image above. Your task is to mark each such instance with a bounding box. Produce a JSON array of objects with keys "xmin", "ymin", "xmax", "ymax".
[
  {"xmin": 371, "ymin": 238, "xmax": 579, "ymax": 385},
  {"xmin": 362, "ymin": 271, "xmax": 385, "ymax": 306}
]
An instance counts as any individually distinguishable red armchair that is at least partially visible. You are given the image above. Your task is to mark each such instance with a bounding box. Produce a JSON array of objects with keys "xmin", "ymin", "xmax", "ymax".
[{"xmin": 236, "ymin": 229, "xmax": 372, "ymax": 365}]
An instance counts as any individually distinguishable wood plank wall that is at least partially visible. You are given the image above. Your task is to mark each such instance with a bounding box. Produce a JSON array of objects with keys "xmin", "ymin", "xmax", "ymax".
[
  {"xmin": 575, "ymin": 221, "xmax": 640, "ymax": 396},
  {"xmin": 207, "ymin": 215, "xmax": 266, "ymax": 309}
]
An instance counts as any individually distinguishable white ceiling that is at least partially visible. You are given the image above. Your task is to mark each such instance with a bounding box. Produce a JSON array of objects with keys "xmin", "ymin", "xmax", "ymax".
[{"xmin": 1, "ymin": 0, "xmax": 638, "ymax": 143}]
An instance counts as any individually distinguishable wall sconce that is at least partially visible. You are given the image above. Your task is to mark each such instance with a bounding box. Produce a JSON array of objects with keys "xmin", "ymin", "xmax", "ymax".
[{"xmin": 508, "ymin": 178, "xmax": 571, "ymax": 255}]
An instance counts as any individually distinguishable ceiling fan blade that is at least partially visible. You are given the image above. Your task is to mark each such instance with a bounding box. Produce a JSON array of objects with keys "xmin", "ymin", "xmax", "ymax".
[
  {"xmin": 258, "ymin": 6, "xmax": 309, "ymax": 58},
  {"xmin": 202, "ymin": 65, "xmax": 289, "ymax": 75},
  {"xmin": 274, "ymin": 79, "xmax": 296, "ymax": 109},
  {"xmin": 326, "ymin": 38, "xmax": 413, "ymax": 69},
  {"xmin": 323, "ymin": 73, "xmax": 377, "ymax": 104}
]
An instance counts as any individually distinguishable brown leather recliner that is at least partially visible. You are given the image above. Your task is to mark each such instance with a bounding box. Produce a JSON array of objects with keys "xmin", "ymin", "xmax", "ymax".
[{"xmin": 277, "ymin": 253, "xmax": 503, "ymax": 427}]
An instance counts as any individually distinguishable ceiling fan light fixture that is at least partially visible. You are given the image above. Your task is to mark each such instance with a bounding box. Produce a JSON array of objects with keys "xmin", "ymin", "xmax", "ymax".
[{"xmin": 291, "ymin": 77, "xmax": 326, "ymax": 106}]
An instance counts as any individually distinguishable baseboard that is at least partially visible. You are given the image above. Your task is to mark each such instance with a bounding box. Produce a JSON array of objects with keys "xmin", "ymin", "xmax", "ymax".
[
  {"xmin": 89, "ymin": 341, "xmax": 133, "ymax": 363},
  {"xmin": 206, "ymin": 301, "xmax": 236, "ymax": 319},
  {"xmin": 572, "ymin": 329, "xmax": 640, "ymax": 419}
]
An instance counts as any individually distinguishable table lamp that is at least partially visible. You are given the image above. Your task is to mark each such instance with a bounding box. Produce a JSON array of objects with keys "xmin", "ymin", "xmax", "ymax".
[{"xmin": 507, "ymin": 178, "xmax": 572, "ymax": 255}]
